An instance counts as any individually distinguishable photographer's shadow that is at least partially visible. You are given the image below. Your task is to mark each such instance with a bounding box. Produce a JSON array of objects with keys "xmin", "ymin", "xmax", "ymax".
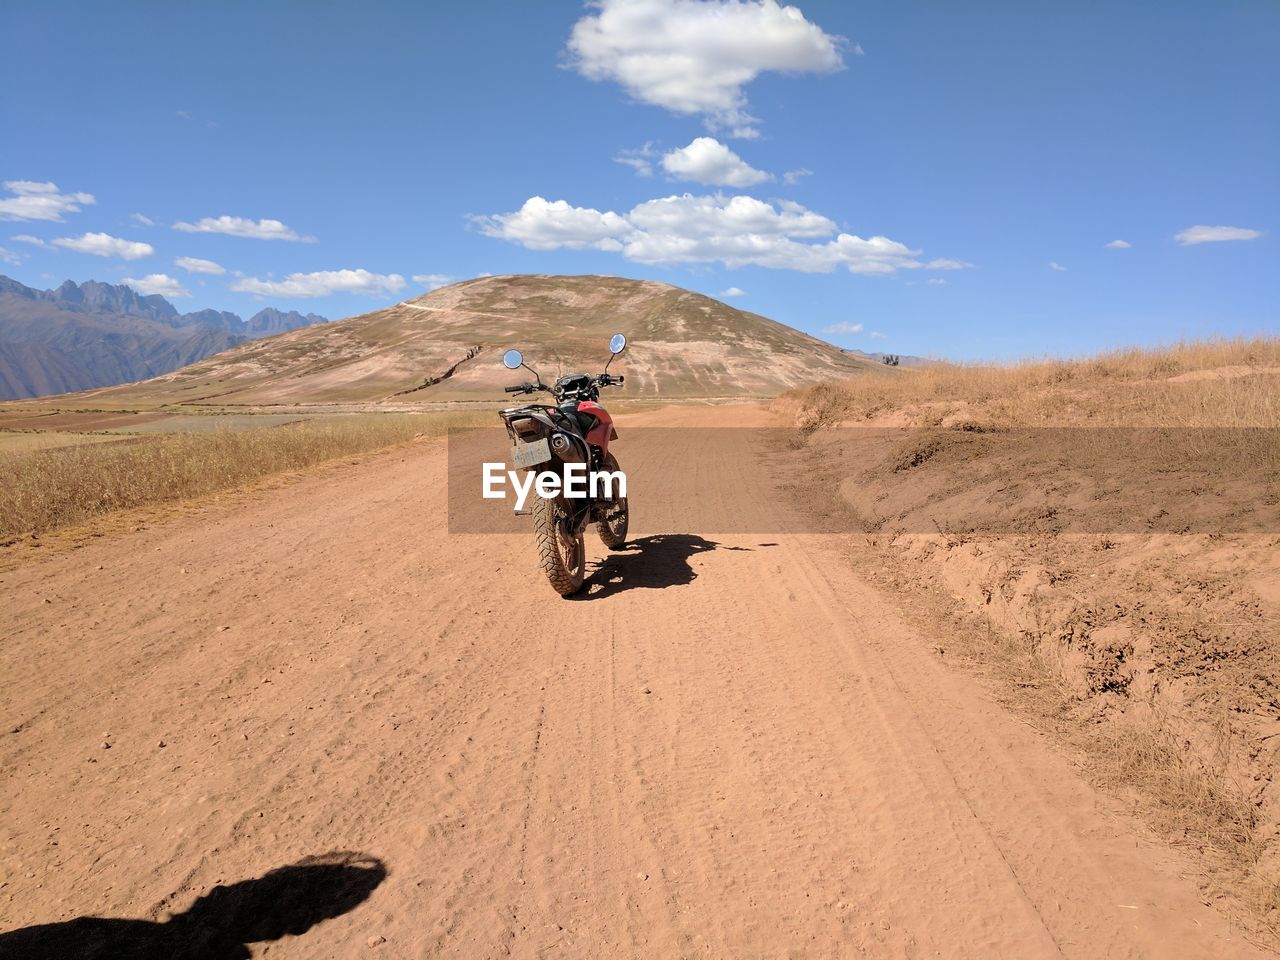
[
  {"xmin": 576, "ymin": 534, "xmax": 751, "ymax": 599},
  {"xmin": 0, "ymin": 851, "xmax": 386, "ymax": 960}
]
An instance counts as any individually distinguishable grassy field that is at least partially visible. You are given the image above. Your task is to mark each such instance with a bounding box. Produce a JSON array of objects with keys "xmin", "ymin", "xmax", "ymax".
[
  {"xmin": 0, "ymin": 411, "xmax": 489, "ymax": 540},
  {"xmin": 0, "ymin": 432, "xmax": 136, "ymax": 453}
]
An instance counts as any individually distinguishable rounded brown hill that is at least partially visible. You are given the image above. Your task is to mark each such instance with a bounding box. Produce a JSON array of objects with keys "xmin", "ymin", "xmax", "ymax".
[{"xmin": 99, "ymin": 274, "xmax": 884, "ymax": 405}]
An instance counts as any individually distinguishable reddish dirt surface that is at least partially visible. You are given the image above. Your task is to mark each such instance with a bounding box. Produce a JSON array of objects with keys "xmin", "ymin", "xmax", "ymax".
[{"xmin": 0, "ymin": 405, "xmax": 1269, "ymax": 957}]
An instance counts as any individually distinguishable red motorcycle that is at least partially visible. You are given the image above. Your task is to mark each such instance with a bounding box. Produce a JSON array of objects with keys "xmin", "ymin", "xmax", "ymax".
[{"xmin": 498, "ymin": 334, "xmax": 630, "ymax": 596}]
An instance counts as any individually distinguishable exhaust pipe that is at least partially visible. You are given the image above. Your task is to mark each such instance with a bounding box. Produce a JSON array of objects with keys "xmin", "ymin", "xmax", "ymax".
[{"xmin": 550, "ymin": 431, "xmax": 586, "ymax": 464}]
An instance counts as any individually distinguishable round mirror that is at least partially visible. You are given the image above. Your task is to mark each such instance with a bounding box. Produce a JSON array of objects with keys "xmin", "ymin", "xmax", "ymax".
[
  {"xmin": 502, "ymin": 349, "xmax": 523, "ymax": 370},
  {"xmin": 609, "ymin": 333, "xmax": 627, "ymax": 355}
]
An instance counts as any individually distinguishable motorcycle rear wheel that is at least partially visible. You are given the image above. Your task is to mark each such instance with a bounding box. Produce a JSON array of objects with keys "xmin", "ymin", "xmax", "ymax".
[{"xmin": 533, "ymin": 495, "xmax": 585, "ymax": 596}]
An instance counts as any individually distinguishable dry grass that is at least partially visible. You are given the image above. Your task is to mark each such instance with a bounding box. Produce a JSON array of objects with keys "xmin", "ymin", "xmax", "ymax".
[
  {"xmin": 791, "ymin": 337, "xmax": 1280, "ymax": 430},
  {"xmin": 0, "ymin": 432, "xmax": 135, "ymax": 453},
  {"xmin": 0, "ymin": 411, "xmax": 488, "ymax": 539}
]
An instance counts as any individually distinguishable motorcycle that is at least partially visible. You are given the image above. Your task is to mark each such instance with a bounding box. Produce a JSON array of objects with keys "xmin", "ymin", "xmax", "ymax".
[{"xmin": 498, "ymin": 334, "xmax": 631, "ymax": 596}]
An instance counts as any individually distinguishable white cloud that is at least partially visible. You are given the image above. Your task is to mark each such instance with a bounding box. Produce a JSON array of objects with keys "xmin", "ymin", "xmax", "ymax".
[
  {"xmin": 172, "ymin": 215, "xmax": 314, "ymax": 242},
  {"xmin": 0, "ymin": 246, "xmax": 22, "ymax": 266},
  {"xmin": 230, "ymin": 269, "xmax": 406, "ymax": 298},
  {"xmin": 1048, "ymin": 261, "xmax": 1067, "ymax": 271},
  {"xmin": 565, "ymin": 0, "xmax": 845, "ymax": 136},
  {"xmin": 474, "ymin": 196, "xmax": 633, "ymax": 251},
  {"xmin": 122, "ymin": 273, "xmax": 191, "ymax": 298},
  {"xmin": 661, "ymin": 137, "xmax": 771, "ymax": 186},
  {"xmin": 0, "ymin": 180, "xmax": 96, "ymax": 222},
  {"xmin": 823, "ymin": 321, "xmax": 863, "ymax": 335},
  {"xmin": 175, "ymin": 256, "xmax": 225, "ymax": 275},
  {"xmin": 1174, "ymin": 224, "xmax": 1263, "ymax": 246},
  {"xmin": 413, "ymin": 273, "xmax": 455, "ymax": 290},
  {"xmin": 782, "ymin": 167, "xmax": 812, "ymax": 185},
  {"xmin": 131, "ymin": 213, "xmax": 156, "ymax": 227},
  {"xmin": 868, "ymin": 330, "xmax": 885, "ymax": 340},
  {"xmin": 1104, "ymin": 239, "xmax": 1131, "ymax": 249},
  {"xmin": 926, "ymin": 278, "xmax": 946, "ymax": 285},
  {"xmin": 52, "ymin": 232, "xmax": 154, "ymax": 260},
  {"xmin": 11, "ymin": 234, "xmax": 46, "ymax": 247},
  {"xmin": 623, "ymin": 194, "xmax": 918, "ymax": 274},
  {"xmin": 719, "ymin": 286, "xmax": 746, "ymax": 297},
  {"xmin": 615, "ymin": 142, "xmax": 657, "ymax": 177},
  {"xmin": 925, "ymin": 258, "xmax": 972, "ymax": 270},
  {"xmin": 480, "ymin": 192, "xmax": 955, "ymax": 276},
  {"xmin": 627, "ymin": 193, "xmax": 834, "ymax": 240}
]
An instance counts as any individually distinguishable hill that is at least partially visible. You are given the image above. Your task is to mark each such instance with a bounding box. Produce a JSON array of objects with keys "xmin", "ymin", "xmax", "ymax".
[
  {"xmin": 85, "ymin": 274, "xmax": 885, "ymax": 406},
  {"xmin": 0, "ymin": 276, "xmax": 327, "ymax": 400}
]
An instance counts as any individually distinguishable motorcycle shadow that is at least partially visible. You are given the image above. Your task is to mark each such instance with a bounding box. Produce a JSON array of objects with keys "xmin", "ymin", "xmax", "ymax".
[{"xmin": 574, "ymin": 534, "xmax": 750, "ymax": 600}]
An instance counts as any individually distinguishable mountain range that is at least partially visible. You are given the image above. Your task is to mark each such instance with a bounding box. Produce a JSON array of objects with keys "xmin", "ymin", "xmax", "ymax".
[
  {"xmin": 0, "ymin": 275, "xmax": 328, "ymax": 400},
  {"xmin": 68, "ymin": 274, "xmax": 888, "ymax": 406}
]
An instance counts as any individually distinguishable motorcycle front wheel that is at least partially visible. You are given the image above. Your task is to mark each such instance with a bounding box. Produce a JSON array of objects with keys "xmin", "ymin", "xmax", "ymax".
[
  {"xmin": 533, "ymin": 495, "xmax": 585, "ymax": 596},
  {"xmin": 595, "ymin": 452, "xmax": 629, "ymax": 550}
]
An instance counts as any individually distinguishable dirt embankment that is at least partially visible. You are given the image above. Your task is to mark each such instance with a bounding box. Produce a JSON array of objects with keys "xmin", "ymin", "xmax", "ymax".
[{"xmin": 780, "ymin": 347, "xmax": 1280, "ymax": 938}]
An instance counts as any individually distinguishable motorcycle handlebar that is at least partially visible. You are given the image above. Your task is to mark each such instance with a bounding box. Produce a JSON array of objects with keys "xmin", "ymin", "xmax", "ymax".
[{"xmin": 504, "ymin": 384, "xmax": 529, "ymax": 393}]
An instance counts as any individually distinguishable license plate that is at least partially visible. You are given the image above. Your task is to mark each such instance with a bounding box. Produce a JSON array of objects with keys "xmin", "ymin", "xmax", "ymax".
[{"xmin": 511, "ymin": 437, "xmax": 551, "ymax": 469}]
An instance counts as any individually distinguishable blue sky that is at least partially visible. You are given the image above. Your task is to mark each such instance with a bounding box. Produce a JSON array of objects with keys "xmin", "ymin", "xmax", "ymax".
[{"xmin": 1, "ymin": 0, "xmax": 1276, "ymax": 360}]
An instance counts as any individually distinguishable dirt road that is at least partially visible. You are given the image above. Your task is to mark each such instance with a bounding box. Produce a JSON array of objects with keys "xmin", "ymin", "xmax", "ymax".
[{"xmin": 0, "ymin": 405, "xmax": 1266, "ymax": 958}]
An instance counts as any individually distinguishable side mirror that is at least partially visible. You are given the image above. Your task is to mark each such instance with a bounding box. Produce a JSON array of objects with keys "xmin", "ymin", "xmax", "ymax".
[
  {"xmin": 502, "ymin": 349, "xmax": 523, "ymax": 370},
  {"xmin": 609, "ymin": 333, "xmax": 627, "ymax": 355}
]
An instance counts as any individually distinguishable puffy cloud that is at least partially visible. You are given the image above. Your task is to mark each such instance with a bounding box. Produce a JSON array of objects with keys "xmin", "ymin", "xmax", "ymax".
[
  {"xmin": 413, "ymin": 273, "xmax": 455, "ymax": 290},
  {"xmin": 172, "ymin": 215, "xmax": 314, "ymax": 242},
  {"xmin": 926, "ymin": 278, "xmax": 946, "ymax": 285},
  {"xmin": 565, "ymin": 0, "xmax": 845, "ymax": 135},
  {"xmin": 719, "ymin": 286, "xmax": 746, "ymax": 297},
  {"xmin": 924, "ymin": 258, "xmax": 972, "ymax": 270},
  {"xmin": 52, "ymin": 232, "xmax": 153, "ymax": 260},
  {"xmin": 1048, "ymin": 261, "xmax": 1067, "ymax": 271},
  {"xmin": 782, "ymin": 167, "xmax": 812, "ymax": 185},
  {"xmin": 479, "ymin": 192, "xmax": 947, "ymax": 275},
  {"xmin": 474, "ymin": 196, "xmax": 633, "ymax": 251},
  {"xmin": 1174, "ymin": 224, "xmax": 1263, "ymax": 246},
  {"xmin": 628, "ymin": 193, "xmax": 833, "ymax": 239},
  {"xmin": 122, "ymin": 273, "xmax": 191, "ymax": 298},
  {"xmin": 175, "ymin": 256, "xmax": 225, "ymax": 274},
  {"xmin": 131, "ymin": 213, "xmax": 156, "ymax": 226},
  {"xmin": 11, "ymin": 234, "xmax": 46, "ymax": 247},
  {"xmin": 0, "ymin": 180, "xmax": 96, "ymax": 222},
  {"xmin": 661, "ymin": 137, "xmax": 770, "ymax": 186},
  {"xmin": 823, "ymin": 321, "xmax": 863, "ymax": 335},
  {"xmin": 230, "ymin": 269, "xmax": 406, "ymax": 298},
  {"xmin": 1104, "ymin": 239, "xmax": 1131, "ymax": 249},
  {"xmin": 624, "ymin": 195, "xmax": 912, "ymax": 273},
  {"xmin": 0, "ymin": 246, "xmax": 22, "ymax": 266}
]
